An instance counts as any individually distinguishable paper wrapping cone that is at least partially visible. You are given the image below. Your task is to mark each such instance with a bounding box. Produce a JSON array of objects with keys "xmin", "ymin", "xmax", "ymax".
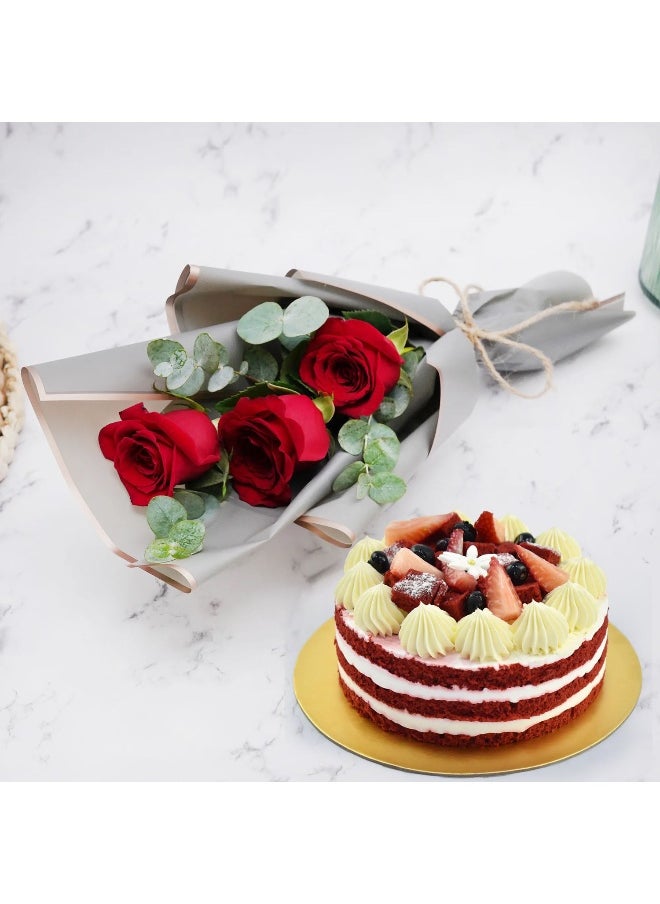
[
  {"xmin": 22, "ymin": 266, "xmax": 479, "ymax": 591},
  {"xmin": 23, "ymin": 266, "xmax": 633, "ymax": 591}
]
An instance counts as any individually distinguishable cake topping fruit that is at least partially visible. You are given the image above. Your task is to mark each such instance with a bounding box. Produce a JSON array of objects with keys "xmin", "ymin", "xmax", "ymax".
[
  {"xmin": 464, "ymin": 590, "xmax": 487, "ymax": 614},
  {"xmin": 512, "ymin": 601, "xmax": 570, "ymax": 656},
  {"xmin": 387, "ymin": 547, "xmax": 443, "ymax": 583},
  {"xmin": 474, "ymin": 510, "xmax": 504, "ymax": 544},
  {"xmin": 514, "ymin": 532, "xmax": 535, "ymax": 543},
  {"xmin": 452, "ymin": 520, "xmax": 477, "ymax": 542},
  {"xmin": 505, "ymin": 561, "xmax": 529, "ymax": 585},
  {"xmin": 399, "ymin": 604, "xmax": 458, "ymax": 659},
  {"xmin": 410, "ymin": 543, "xmax": 436, "ymax": 565},
  {"xmin": 383, "ymin": 512, "xmax": 459, "ymax": 547},
  {"xmin": 454, "ymin": 607, "xmax": 515, "ymax": 662},
  {"xmin": 353, "ymin": 584, "xmax": 405, "ymax": 636},
  {"xmin": 445, "ymin": 528, "xmax": 465, "ymax": 555},
  {"xmin": 369, "ymin": 549, "xmax": 390, "ymax": 574},
  {"xmin": 514, "ymin": 544, "xmax": 569, "ymax": 594},
  {"xmin": 478, "ymin": 558, "xmax": 523, "ymax": 623},
  {"xmin": 440, "ymin": 563, "xmax": 478, "ymax": 593}
]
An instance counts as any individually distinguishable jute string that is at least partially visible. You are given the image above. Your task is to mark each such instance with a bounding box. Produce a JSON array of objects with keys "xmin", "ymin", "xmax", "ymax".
[{"xmin": 418, "ymin": 276, "xmax": 602, "ymax": 400}]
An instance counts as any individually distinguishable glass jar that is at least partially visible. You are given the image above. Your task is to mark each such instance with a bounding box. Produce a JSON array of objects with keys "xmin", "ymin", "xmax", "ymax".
[{"xmin": 639, "ymin": 176, "xmax": 660, "ymax": 308}]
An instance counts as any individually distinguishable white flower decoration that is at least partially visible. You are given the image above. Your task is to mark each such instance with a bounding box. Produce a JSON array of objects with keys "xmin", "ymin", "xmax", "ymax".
[{"xmin": 439, "ymin": 544, "xmax": 495, "ymax": 579}]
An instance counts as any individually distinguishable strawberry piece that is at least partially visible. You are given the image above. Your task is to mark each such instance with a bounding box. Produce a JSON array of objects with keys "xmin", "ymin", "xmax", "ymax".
[
  {"xmin": 478, "ymin": 558, "xmax": 523, "ymax": 623},
  {"xmin": 474, "ymin": 511, "xmax": 504, "ymax": 544},
  {"xmin": 438, "ymin": 590, "xmax": 469, "ymax": 621},
  {"xmin": 383, "ymin": 512, "xmax": 459, "ymax": 547},
  {"xmin": 440, "ymin": 563, "xmax": 477, "ymax": 593},
  {"xmin": 514, "ymin": 581, "xmax": 543, "ymax": 604},
  {"xmin": 472, "ymin": 541, "xmax": 496, "ymax": 555},
  {"xmin": 515, "ymin": 545, "xmax": 568, "ymax": 593},
  {"xmin": 387, "ymin": 547, "xmax": 443, "ymax": 583},
  {"xmin": 391, "ymin": 570, "xmax": 448, "ymax": 613},
  {"xmin": 519, "ymin": 542, "xmax": 561, "ymax": 566},
  {"xmin": 446, "ymin": 528, "xmax": 464, "ymax": 555}
]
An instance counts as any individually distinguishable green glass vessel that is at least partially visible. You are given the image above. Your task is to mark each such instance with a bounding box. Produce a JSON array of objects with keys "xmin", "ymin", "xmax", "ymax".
[{"xmin": 640, "ymin": 177, "xmax": 660, "ymax": 308}]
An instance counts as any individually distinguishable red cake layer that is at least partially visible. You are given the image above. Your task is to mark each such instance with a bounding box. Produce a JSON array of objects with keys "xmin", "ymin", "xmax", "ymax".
[
  {"xmin": 336, "ymin": 641, "xmax": 607, "ymax": 721},
  {"xmin": 335, "ymin": 605, "xmax": 608, "ymax": 691},
  {"xmin": 338, "ymin": 674, "xmax": 605, "ymax": 748}
]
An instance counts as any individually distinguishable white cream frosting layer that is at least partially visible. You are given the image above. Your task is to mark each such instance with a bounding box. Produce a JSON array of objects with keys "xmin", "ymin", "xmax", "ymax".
[
  {"xmin": 336, "ymin": 629, "xmax": 607, "ymax": 703},
  {"xmin": 338, "ymin": 660, "xmax": 607, "ymax": 736},
  {"xmin": 339, "ymin": 599, "xmax": 608, "ymax": 671}
]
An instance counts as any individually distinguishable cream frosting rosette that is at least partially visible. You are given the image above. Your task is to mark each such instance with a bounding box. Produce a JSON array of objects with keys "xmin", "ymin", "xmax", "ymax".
[
  {"xmin": 334, "ymin": 561, "xmax": 383, "ymax": 610},
  {"xmin": 544, "ymin": 581, "xmax": 599, "ymax": 632},
  {"xmin": 343, "ymin": 536, "xmax": 385, "ymax": 571},
  {"xmin": 455, "ymin": 608, "xmax": 514, "ymax": 662},
  {"xmin": 399, "ymin": 604, "xmax": 457, "ymax": 659},
  {"xmin": 353, "ymin": 584, "xmax": 405, "ymax": 636},
  {"xmin": 512, "ymin": 601, "xmax": 570, "ymax": 655}
]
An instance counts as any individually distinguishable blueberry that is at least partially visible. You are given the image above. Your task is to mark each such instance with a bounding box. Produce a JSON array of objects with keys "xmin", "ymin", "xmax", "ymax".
[
  {"xmin": 464, "ymin": 590, "xmax": 487, "ymax": 614},
  {"xmin": 506, "ymin": 561, "xmax": 529, "ymax": 585},
  {"xmin": 435, "ymin": 538, "xmax": 449, "ymax": 552},
  {"xmin": 369, "ymin": 550, "xmax": 390, "ymax": 574},
  {"xmin": 411, "ymin": 544, "xmax": 436, "ymax": 565},
  {"xmin": 514, "ymin": 532, "xmax": 535, "ymax": 543},
  {"xmin": 453, "ymin": 520, "xmax": 477, "ymax": 542}
]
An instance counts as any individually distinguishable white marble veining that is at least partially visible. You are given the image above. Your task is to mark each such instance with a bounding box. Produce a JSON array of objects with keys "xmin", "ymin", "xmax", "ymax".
[{"xmin": 1, "ymin": 122, "xmax": 658, "ymax": 781}]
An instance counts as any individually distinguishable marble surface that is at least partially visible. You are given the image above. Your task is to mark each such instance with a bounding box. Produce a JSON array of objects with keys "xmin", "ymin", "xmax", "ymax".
[{"xmin": 1, "ymin": 122, "xmax": 658, "ymax": 782}]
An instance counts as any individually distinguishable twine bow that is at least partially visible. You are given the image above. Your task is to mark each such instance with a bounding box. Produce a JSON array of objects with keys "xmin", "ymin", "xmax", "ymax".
[{"xmin": 418, "ymin": 276, "xmax": 602, "ymax": 399}]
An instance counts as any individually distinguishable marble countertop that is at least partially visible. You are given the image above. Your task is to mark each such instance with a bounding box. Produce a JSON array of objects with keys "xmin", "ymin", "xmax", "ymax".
[{"xmin": 1, "ymin": 122, "xmax": 658, "ymax": 781}]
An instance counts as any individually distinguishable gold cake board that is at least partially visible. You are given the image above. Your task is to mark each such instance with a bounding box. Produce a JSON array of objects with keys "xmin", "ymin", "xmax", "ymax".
[{"xmin": 293, "ymin": 619, "xmax": 642, "ymax": 777}]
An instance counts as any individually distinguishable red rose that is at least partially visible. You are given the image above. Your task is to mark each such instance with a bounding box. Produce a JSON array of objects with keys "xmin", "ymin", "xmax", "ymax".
[
  {"xmin": 217, "ymin": 394, "xmax": 330, "ymax": 508},
  {"xmin": 298, "ymin": 317, "xmax": 403, "ymax": 417},
  {"xmin": 99, "ymin": 403, "xmax": 220, "ymax": 505}
]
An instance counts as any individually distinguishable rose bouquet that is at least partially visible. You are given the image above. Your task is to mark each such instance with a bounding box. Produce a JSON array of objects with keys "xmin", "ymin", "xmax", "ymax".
[{"xmin": 98, "ymin": 295, "xmax": 428, "ymax": 565}]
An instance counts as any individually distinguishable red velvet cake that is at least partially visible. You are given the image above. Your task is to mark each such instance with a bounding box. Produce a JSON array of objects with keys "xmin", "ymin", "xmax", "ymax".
[{"xmin": 334, "ymin": 510, "xmax": 608, "ymax": 748}]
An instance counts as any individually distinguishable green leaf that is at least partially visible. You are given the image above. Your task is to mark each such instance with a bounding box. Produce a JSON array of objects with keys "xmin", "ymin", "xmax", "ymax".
[
  {"xmin": 342, "ymin": 310, "xmax": 395, "ymax": 335},
  {"xmin": 337, "ymin": 418, "xmax": 369, "ymax": 456},
  {"xmin": 193, "ymin": 332, "xmax": 223, "ymax": 374},
  {"xmin": 356, "ymin": 471, "xmax": 371, "ymax": 500},
  {"xmin": 144, "ymin": 539, "xmax": 180, "ymax": 564},
  {"xmin": 186, "ymin": 464, "xmax": 226, "ymax": 489},
  {"xmin": 368, "ymin": 472, "xmax": 407, "ymax": 505},
  {"xmin": 377, "ymin": 381, "xmax": 412, "ymax": 421},
  {"xmin": 166, "ymin": 358, "xmax": 195, "ymax": 391},
  {"xmin": 402, "ymin": 346, "xmax": 425, "ymax": 379},
  {"xmin": 332, "ymin": 461, "xmax": 366, "ymax": 492},
  {"xmin": 279, "ymin": 333, "xmax": 309, "ymax": 351},
  {"xmin": 173, "ymin": 489, "xmax": 206, "ymax": 520},
  {"xmin": 146, "ymin": 496, "xmax": 188, "ymax": 539},
  {"xmin": 169, "ymin": 364, "xmax": 205, "ymax": 398},
  {"xmin": 387, "ymin": 320, "xmax": 409, "ymax": 354},
  {"xmin": 147, "ymin": 338, "xmax": 186, "ymax": 368},
  {"xmin": 154, "ymin": 361, "xmax": 174, "ymax": 378},
  {"xmin": 312, "ymin": 393, "xmax": 335, "ymax": 423},
  {"xmin": 363, "ymin": 422, "xmax": 400, "ymax": 472},
  {"xmin": 243, "ymin": 346, "xmax": 279, "ymax": 382},
  {"xmin": 197, "ymin": 493, "xmax": 221, "ymax": 523},
  {"xmin": 208, "ymin": 365, "xmax": 237, "ymax": 393},
  {"xmin": 168, "ymin": 518, "xmax": 205, "ymax": 554},
  {"xmin": 282, "ymin": 296, "xmax": 329, "ymax": 338},
  {"xmin": 236, "ymin": 301, "xmax": 284, "ymax": 344}
]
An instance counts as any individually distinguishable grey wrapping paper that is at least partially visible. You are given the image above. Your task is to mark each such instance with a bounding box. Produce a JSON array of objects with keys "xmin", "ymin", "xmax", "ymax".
[{"xmin": 22, "ymin": 265, "xmax": 633, "ymax": 592}]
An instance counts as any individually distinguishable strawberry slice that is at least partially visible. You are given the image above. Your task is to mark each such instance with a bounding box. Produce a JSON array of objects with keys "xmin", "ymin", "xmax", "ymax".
[
  {"xmin": 387, "ymin": 547, "xmax": 443, "ymax": 583},
  {"xmin": 383, "ymin": 512, "xmax": 459, "ymax": 547},
  {"xmin": 515, "ymin": 545, "xmax": 569, "ymax": 593},
  {"xmin": 478, "ymin": 558, "xmax": 523, "ymax": 623},
  {"xmin": 440, "ymin": 563, "xmax": 477, "ymax": 593},
  {"xmin": 519, "ymin": 542, "xmax": 561, "ymax": 566},
  {"xmin": 446, "ymin": 528, "xmax": 464, "ymax": 555},
  {"xmin": 474, "ymin": 511, "xmax": 504, "ymax": 544}
]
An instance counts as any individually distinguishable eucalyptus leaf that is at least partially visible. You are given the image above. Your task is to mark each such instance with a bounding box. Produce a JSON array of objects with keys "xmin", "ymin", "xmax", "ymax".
[
  {"xmin": 368, "ymin": 472, "xmax": 407, "ymax": 504},
  {"xmin": 186, "ymin": 464, "xmax": 226, "ymax": 489},
  {"xmin": 147, "ymin": 338, "xmax": 186, "ymax": 368},
  {"xmin": 173, "ymin": 489, "xmax": 206, "ymax": 520},
  {"xmin": 197, "ymin": 493, "xmax": 221, "ymax": 523},
  {"xmin": 166, "ymin": 358, "xmax": 195, "ymax": 391},
  {"xmin": 279, "ymin": 333, "xmax": 309, "ymax": 351},
  {"xmin": 193, "ymin": 332, "xmax": 223, "ymax": 374},
  {"xmin": 363, "ymin": 422, "xmax": 400, "ymax": 472},
  {"xmin": 337, "ymin": 418, "xmax": 369, "ymax": 456},
  {"xmin": 356, "ymin": 471, "xmax": 371, "ymax": 500},
  {"xmin": 146, "ymin": 496, "xmax": 188, "ymax": 539},
  {"xmin": 169, "ymin": 364, "xmax": 205, "ymax": 398},
  {"xmin": 208, "ymin": 365, "xmax": 237, "ymax": 393},
  {"xmin": 402, "ymin": 346, "xmax": 425, "ymax": 379},
  {"xmin": 243, "ymin": 346, "xmax": 279, "ymax": 382},
  {"xmin": 168, "ymin": 518, "xmax": 205, "ymax": 554},
  {"xmin": 377, "ymin": 381, "xmax": 412, "ymax": 421},
  {"xmin": 236, "ymin": 301, "xmax": 284, "ymax": 344},
  {"xmin": 332, "ymin": 461, "xmax": 366, "ymax": 492},
  {"xmin": 154, "ymin": 361, "xmax": 174, "ymax": 378},
  {"xmin": 144, "ymin": 539, "xmax": 179, "ymax": 564},
  {"xmin": 282, "ymin": 296, "xmax": 329, "ymax": 338}
]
